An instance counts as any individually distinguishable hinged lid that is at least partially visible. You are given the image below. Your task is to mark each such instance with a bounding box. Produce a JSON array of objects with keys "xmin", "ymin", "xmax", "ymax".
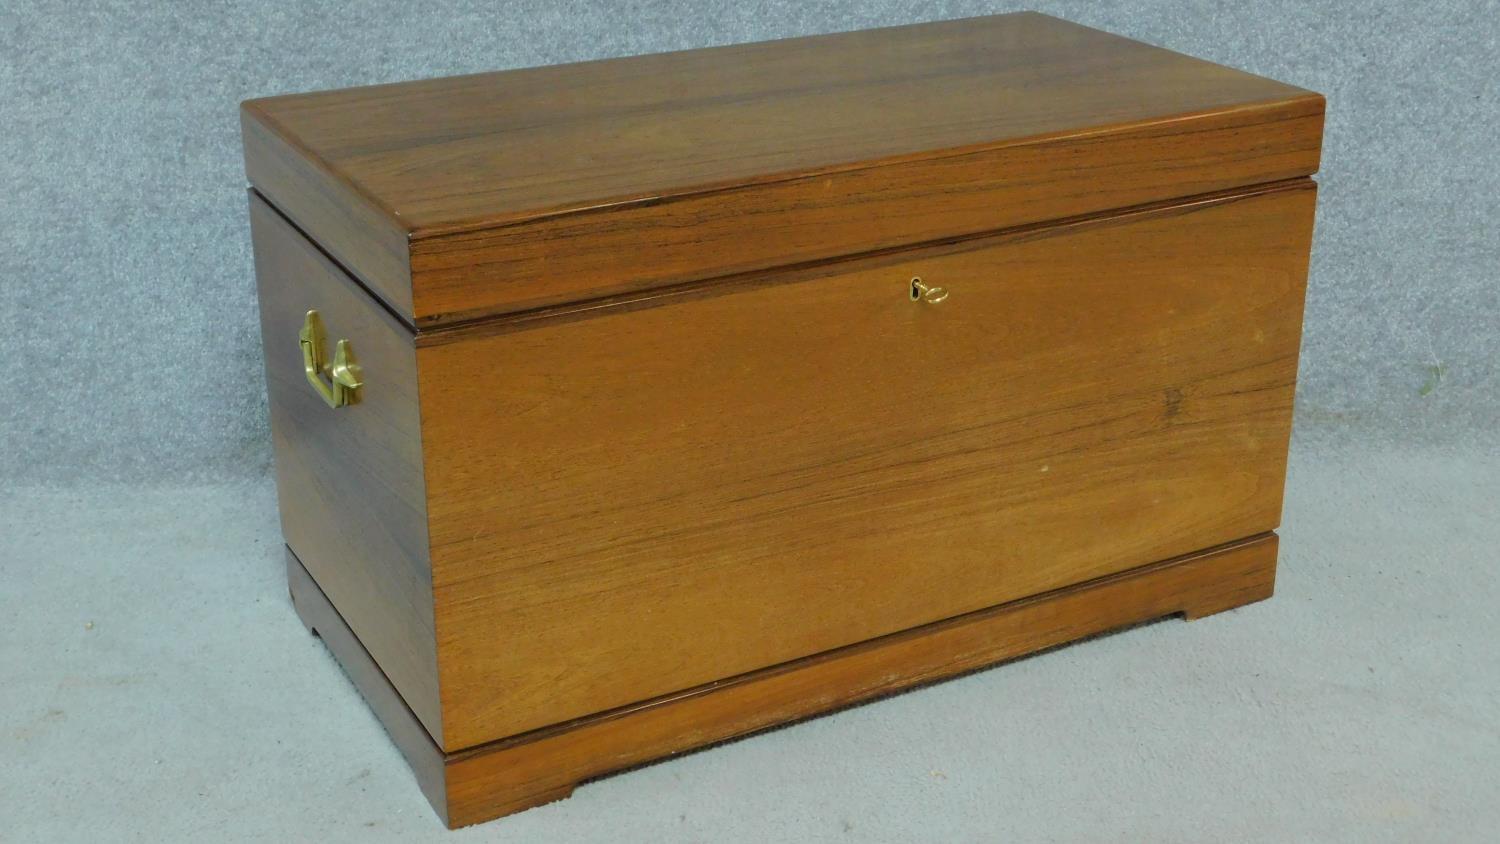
[{"xmin": 241, "ymin": 11, "xmax": 1323, "ymax": 328}]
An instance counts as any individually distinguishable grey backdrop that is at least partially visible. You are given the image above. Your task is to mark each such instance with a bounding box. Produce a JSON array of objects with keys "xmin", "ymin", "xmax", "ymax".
[{"xmin": 2, "ymin": 0, "xmax": 1496, "ymax": 483}]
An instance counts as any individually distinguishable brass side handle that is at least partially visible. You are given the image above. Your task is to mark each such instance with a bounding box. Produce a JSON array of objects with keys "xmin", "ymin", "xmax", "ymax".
[
  {"xmin": 909, "ymin": 277, "xmax": 948, "ymax": 304},
  {"xmin": 298, "ymin": 310, "xmax": 362, "ymax": 408}
]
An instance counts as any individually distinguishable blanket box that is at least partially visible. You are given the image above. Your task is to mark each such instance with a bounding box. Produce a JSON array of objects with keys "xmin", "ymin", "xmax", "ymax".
[{"xmin": 242, "ymin": 11, "xmax": 1323, "ymax": 827}]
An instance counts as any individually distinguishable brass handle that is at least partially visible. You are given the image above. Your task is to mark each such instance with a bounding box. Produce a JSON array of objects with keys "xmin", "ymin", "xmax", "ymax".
[
  {"xmin": 909, "ymin": 277, "xmax": 948, "ymax": 304},
  {"xmin": 298, "ymin": 310, "xmax": 362, "ymax": 408}
]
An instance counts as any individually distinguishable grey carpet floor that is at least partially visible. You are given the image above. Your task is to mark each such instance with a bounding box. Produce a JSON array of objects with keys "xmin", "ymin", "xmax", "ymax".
[{"xmin": 4, "ymin": 440, "xmax": 1497, "ymax": 842}]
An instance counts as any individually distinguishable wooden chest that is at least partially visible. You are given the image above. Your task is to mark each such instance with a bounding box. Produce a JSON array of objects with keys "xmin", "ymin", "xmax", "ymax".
[{"xmin": 243, "ymin": 12, "xmax": 1322, "ymax": 828}]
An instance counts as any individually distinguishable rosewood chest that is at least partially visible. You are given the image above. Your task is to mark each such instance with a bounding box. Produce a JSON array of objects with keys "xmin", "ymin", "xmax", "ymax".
[{"xmin": 242, "ymin": 12, "xmax": 1323, "ymax": 828}]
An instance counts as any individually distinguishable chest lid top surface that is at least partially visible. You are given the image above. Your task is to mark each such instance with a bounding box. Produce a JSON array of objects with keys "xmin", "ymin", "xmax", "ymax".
[{"xmin": 242, "ymin": 11, "xmax": 1324, "ymax": 327}]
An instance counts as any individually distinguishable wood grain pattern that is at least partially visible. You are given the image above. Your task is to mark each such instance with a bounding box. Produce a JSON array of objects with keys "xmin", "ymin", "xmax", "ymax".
[
  {"xmin": 242, "ymin": 12, "xmax": 1323, "ymax": 324},
  {"xmin": 251, "ymin": 194, "xmax": 442, "ymax": 743},
  {"xmin": 443, "ymin": 533, "xmax": 1279, "ymax": 828},
  {"xmin": 288, "ymin": 531, "xmax": 1278, "ymax": 829},
  {"xmin": 242, "ymin": 113, "xmax": 414, "ymax": 319},
  {"xmin": 417, "ymin": 182, "xmax": 1315, "ymax": 750},
  {"xmin": 407, "ymin": 102, "xmax": 1321, "ymax": 322}
]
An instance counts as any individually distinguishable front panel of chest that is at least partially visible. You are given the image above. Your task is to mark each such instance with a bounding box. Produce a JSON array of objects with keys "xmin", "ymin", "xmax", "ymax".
[{"xmin": 415, "ymin": 183, "xmax": 1316, "ymax": 750}]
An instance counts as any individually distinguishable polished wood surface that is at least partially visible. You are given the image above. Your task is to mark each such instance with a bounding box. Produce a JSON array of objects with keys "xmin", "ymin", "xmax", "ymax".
[
  {"xmin": 251, "ymin": 194, "xmax": 443, "ymax": 743},
  {"xmin": 407, "ymin": 104, "xmax": 1320, "ymax": 323},
  {"xmin": 242, "ymin": 114, "xmax": 414, "ymax": 317},
  {"xmin": 242, "ymin": 12, "xmax": 1323, "ymax": 323},
  {"xmin": 418, "ymin": 182, "xmax": 1314, "ymax": 750},
  {"xmin": 288, "ymin": 532, "xmax": 1278, "ymax": 828}
]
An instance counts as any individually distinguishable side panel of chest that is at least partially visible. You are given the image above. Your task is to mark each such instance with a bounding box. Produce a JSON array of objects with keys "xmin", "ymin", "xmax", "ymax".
[
  {"xmin": 419, "ymin": 182, "xmax": 1315, "ymax": 750},
  {"xmin": 250, "ymin": 195, "xmax": 443, "ymax": 745}
]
